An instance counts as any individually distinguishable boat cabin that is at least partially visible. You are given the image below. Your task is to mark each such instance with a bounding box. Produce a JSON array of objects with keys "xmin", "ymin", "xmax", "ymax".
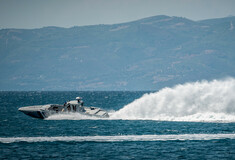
[{"xmin": 48, "ymin": 97, "xmax": 85, "ymax": 113}]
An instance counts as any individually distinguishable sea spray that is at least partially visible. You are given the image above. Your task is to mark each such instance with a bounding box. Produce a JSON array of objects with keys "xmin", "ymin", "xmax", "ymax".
[
  {"xmin": 46, "ymin": 112, "xmax": 100, "ymax": 120},
  {"xmin": 111, "ymin": 78, "xmax": 235, "ymax": 122}
]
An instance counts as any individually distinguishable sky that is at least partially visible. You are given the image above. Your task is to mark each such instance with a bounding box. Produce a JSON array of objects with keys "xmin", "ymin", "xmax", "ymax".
[{"xmin": 0, "ymin": 0, "xmax": 235, "ymax": 29}]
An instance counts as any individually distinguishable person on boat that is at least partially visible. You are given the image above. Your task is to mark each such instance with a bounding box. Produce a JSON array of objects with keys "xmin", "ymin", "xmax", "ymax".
[{"xmin": 76, "ymin": 97, "xmax": 84, "ymax": 106}]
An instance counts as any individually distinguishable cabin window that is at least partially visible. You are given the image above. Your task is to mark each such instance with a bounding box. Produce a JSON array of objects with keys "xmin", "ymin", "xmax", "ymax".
[
  {"xmin": 73, "ymin": 105, "xmax": 76, "ymax": 111},
  {"xmin": 67, "ymin": 105, "xmax": 71, "ymax": 111},
  {"xmin": 53, "ymin": 106, "xmax": 59, "ymax": 112}
]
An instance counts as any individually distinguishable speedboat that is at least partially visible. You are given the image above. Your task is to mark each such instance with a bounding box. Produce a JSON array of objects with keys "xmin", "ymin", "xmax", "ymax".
[{"xmin": 18, "ymin": 97, "xmax": 109, "ymax": 119}]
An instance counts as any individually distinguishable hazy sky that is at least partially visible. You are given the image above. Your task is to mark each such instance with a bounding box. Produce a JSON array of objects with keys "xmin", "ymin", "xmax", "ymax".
[{"xmin": 1, "ymin": 0, "xmax": 235, "ymax": 29}]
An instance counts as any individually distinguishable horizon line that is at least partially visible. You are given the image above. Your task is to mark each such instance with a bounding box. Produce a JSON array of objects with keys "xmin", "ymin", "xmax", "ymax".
[{"xmin": 1, "ymin": 14, "xmax": 234, "ymax": 30}]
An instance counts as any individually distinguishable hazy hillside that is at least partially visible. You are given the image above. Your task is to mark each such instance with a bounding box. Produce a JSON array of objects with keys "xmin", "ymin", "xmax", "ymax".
[{"xmin": 0, "ymin": 15, "xmax": 235, "ymax": 90}]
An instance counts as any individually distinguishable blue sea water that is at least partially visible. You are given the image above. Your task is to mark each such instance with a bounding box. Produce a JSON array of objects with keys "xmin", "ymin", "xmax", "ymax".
[{"xmin": 0, "ymin": 86, "xmax": 235, "ymax": 159}]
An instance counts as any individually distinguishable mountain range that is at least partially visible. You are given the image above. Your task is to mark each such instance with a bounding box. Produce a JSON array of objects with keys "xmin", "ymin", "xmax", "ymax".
[{"xmin": 0, "ymin": 15, "xmax": 235, "ymax": 91}]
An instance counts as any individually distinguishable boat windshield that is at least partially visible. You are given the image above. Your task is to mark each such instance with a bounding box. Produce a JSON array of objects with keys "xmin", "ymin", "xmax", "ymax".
[{"xmin": 49, "ymin": 104, "xmax": 64, "ymax": 112}]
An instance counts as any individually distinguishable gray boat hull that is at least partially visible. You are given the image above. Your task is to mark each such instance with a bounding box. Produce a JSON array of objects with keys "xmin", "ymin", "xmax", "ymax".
[{"xmin": 18, "ymin": 101, "xmax": 109, "ymax": 119}]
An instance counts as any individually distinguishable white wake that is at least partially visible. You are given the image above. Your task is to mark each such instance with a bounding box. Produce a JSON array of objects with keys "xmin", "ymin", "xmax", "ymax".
[
  {"xmin": 1, "ymin": 134, "xmax": 235, "ymax": 143},
  {"xmin": 110, "ymin": 78, "xmax": 235, "ymax": 122},
  {"xmin": 46, "ymin": 112, "xmax": 100, "ymax": 120}
]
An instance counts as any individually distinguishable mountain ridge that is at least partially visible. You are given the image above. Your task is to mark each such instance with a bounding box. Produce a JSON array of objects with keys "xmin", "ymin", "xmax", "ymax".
[{"xmin": 0, "ymin": 15, "xmax": 235, "ymax": 91}]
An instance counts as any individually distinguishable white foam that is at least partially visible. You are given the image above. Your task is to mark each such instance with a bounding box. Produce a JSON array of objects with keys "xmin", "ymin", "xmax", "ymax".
[
  {"xmin": 111, "ymin": 78, "xmax": 235, "ymax": 122},
  {"xmin": 46, "ymin": 112, "xmax": 100, "ymax": 120},
  {"xmin": 1, "ymin": 134, "xmax": 235, "ymax": 143},
  {"xmin": 46, "ymin": 110, "xmax": 116, "ymax": 120}
]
